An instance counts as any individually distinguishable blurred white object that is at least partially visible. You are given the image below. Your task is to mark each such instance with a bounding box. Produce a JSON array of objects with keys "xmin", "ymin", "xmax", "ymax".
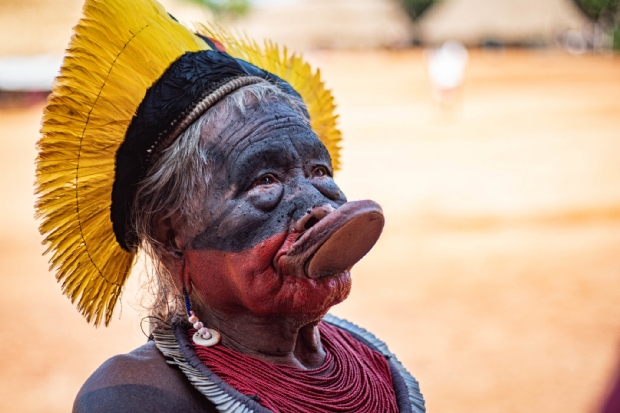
[
  {"xmin": 424, "ymin": 41, "xmax": 469, "ymax": 106},
  {"xmin": 425, "ymin": 41, "xmax": 469, "ymax": 90},
  {"xmin": 0, "ymin": 55, "xmax": 62, "ymax": 91}
]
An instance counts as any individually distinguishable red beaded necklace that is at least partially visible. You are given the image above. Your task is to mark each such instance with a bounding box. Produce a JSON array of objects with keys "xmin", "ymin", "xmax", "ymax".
[{"xmin": 190, "ymin": 321, "xmax": 398, "ymax": 412}]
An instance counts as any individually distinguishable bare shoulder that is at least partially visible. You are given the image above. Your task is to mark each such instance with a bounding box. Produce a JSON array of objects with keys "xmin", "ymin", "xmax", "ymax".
[{"xmin": 73, "ymin": 341, "xmax": 216, "ymax": 413}]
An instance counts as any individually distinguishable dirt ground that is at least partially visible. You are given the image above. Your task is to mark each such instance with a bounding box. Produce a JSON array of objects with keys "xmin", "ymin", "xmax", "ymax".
[{"xmin": 1, "ymin": 49, "xmax": 620, "ymax": 413}]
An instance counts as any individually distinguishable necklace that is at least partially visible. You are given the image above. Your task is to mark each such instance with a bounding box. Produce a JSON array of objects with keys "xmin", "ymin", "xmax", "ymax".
[
  {"xmin": 153, "ymin": 314, "xmax": 425, "ymax": 413},
  {"xmin": 192, "ymin": 322, "xmax": 398, "ymax": 413}
]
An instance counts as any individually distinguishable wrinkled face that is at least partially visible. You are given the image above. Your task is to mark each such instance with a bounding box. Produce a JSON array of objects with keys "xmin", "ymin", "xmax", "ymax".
[{"xmin": 184, "ymin": 99, "xmax": 351, "ymax": 321}]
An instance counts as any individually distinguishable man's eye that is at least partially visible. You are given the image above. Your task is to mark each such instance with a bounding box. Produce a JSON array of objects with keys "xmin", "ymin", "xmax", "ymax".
[
  {"xmin": 253, "ymin": 174, "xmax": 277, "ymax": 187},
  {"xmin": 312, "ymin": 166, "xmax": 329, "ymax": 178}
]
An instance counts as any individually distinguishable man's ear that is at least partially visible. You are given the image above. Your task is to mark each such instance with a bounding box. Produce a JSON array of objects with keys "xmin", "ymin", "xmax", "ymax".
[{"xmin": 154, "ymin": 213, "xmax": 192, "ymax": 293}]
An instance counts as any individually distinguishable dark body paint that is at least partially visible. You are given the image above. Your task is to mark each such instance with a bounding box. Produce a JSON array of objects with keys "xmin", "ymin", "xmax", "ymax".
[
  {"xmin": 73, "ymin": 342, "xmax": 216, "ymax": 413},
  {"xmin": 190, "ymin": 100, "xmax": 345, "ymax": 252},
  {"xmin": 75, "ymin": 385, "xmax": 210, "ymax": 413},
  {"xmin": 183, "ymin": 100, "xmax": 351, "ymax": 320}
]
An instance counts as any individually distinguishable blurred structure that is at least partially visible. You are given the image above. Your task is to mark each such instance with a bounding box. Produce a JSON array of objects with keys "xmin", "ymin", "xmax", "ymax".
[
  {"xmin": 0, "ymin": 0, "xmax": 209, "ymax": 106},
  {"xmin": 0, "ymin": 0, "xmax": 413, "ymax": 97},
  {"xmin": 0, "ymin": 55, "xmax": 62, "ymax": 91},
  {"xmin": 567, "ymin": 0, "xmax": 620, "ymax": 51},
  {"xmin": 0, "ymin": 0, "xmax": 81, "ymax": 56},
  {"xmin": 185, "ymin": 0, "xmax": 249, "ymax": 19},
  {"xmin": 419, "ymin": 0, "xmax": 589, "ymax": 46},
  {"xmin": 0, "ymin": 0, "xmax": 74, "ymax": 105},
  {"xmin": 231, "ymin": 0, "xmax": 413, "ymax": 50},
  {"xmin": 0, "ymin": 55, "xmax": 60, "ymax": 107},
  {"xmin": 0, "ymin": 0, "xmax": 211, "ymax": 57},
  {"xmin": 399, "ymin": 0, "xmax": 438, "ymax": 23},
  {"xmin": 0, "ymin": 0, "xmax": 612, "ymax": 62}
]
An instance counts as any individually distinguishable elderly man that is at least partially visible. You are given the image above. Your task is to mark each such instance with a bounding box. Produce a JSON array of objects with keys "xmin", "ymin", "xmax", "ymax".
[{"xmin": 35, "ymin": 0, "xmax": 425, "ymax": 412}]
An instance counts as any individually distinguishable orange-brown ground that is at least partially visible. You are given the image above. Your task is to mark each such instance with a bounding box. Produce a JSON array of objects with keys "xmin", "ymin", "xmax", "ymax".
[{"xmin": 1, "ymin": 49, "xmax": 619, "ymax": 413}]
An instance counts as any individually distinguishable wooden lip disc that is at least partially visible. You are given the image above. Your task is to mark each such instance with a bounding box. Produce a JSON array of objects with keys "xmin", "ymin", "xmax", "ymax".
[{"xmin": 192, "ymin": 329, "xmax": 221, "ymax": 347}]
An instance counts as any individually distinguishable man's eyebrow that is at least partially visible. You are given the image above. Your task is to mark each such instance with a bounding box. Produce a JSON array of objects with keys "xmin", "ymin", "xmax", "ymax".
[{"xmin": 236, "ymin": 143, "xmax": 297, "ymax": 172}]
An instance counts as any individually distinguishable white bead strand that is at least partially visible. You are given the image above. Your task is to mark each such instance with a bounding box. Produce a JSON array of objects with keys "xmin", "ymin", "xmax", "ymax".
[{"xmin": 187, "ymin": 310, "xmax": 220, "ymax": 347}]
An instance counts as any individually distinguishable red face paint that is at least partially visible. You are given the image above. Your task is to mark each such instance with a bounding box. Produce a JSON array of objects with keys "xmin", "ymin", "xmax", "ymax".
[{"xmin": 186, "ymin": 231, "xmax": 352, "ymax": 321}]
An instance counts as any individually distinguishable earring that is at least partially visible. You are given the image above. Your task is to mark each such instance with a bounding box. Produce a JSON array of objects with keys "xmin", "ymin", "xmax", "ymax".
[{"xmin": 183, "ymin": 287, "xmax": 220, "ymax": 347}]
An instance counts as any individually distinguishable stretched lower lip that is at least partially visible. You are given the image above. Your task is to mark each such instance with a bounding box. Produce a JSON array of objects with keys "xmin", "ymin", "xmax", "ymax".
[{"xmin": 276, "ymin": 200, "xmax": 384, "ymax": 279}]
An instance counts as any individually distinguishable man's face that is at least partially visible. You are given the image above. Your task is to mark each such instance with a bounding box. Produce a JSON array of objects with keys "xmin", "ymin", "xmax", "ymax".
[{"xmin": 184, "ymin": 99, "xmax": 351, "ymax": 321}]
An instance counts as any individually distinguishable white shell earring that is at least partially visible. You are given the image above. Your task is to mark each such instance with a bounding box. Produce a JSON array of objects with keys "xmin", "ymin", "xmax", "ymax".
[{"xmin": 183, "ymin": 288, "xmax": 220, "ymax": 347}]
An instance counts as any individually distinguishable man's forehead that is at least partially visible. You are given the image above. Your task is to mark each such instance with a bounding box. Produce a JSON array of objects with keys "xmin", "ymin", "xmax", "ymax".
[
  {"xmin": 237, "ymin": 127, "xmax": 324, "ymax": 165},
  {"xmin": 203, "ymin": 99, "xmax": 324, "ymax": 163}
]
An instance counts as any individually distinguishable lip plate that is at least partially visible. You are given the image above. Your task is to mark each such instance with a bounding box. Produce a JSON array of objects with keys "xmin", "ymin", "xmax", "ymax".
[{"xmin": 277, "ymin": 200, "xmax": 384, "ymax": 279}]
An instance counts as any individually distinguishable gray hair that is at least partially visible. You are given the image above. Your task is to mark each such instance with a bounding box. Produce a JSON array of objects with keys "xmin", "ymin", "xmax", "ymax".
[{"xmin": 132, "ymin": 81, "xmax": 308, "ymax": 325}]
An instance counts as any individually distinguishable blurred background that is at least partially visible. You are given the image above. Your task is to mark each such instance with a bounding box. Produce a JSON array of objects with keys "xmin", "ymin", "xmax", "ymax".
[{"xmin": 1, "ymin": 0, "xmax": 620, "ymax": 412}]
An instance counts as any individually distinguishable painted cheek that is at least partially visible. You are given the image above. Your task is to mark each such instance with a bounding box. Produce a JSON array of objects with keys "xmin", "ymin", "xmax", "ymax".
[
  {"xmin": 246, "ymin": 184, "xmax": 283, "ymax": 212},
  {"xmin": 186, "ymin": 232, "xmax": 351, "ymax": 317}
]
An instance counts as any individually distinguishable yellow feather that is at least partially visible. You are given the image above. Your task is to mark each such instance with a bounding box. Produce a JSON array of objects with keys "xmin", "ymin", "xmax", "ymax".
[
  {"xmin": 36, "ymin": 0, "xmax": 208, "ymax": 326},
  {"xmin": 196, "ymin": 24, "xmax": 342, "ymax": 171}
]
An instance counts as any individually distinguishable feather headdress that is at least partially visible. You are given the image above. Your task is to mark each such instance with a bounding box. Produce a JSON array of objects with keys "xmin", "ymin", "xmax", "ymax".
[{"xmin": 35, "ymin": 0, "xmax": 341, "ymax": 326}]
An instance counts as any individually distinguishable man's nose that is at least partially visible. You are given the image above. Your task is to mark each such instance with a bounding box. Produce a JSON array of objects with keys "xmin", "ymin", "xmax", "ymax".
[{"xmin": 292, "ymin": 204, "xmax": 335, "ymax": 232}]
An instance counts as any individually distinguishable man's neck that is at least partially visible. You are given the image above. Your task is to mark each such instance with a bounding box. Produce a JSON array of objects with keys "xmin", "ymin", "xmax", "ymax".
[{"xmin": 197, "ymin": 307, "xmax": 326, "ymax": 370}]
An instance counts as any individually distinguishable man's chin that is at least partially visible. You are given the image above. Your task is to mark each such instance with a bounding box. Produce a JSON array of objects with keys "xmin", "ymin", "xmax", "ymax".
[{"xmin": 246, "ymin": 270, "xmax": 352, "ymax": 321}]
